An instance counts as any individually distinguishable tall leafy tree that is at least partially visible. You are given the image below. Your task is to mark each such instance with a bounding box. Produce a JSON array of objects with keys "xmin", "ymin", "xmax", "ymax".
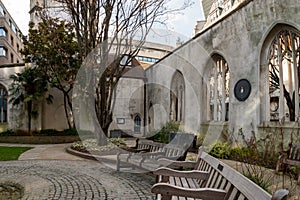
[
  {"xmin": 9, "ymin": 67, "xmax": 51, "ymax": 134},
  {"xmin": 54, "ymin": 0, "xmax": 192, "ymax": 145},
  {"xmin": 21, "ymin": 17, "xmax": 81, "ymax": 129}
]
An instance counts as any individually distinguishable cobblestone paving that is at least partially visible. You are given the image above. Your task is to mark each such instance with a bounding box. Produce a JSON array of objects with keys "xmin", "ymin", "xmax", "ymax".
[{"xmin": 0, "ymin": 160, "xmax": 155, "ymax": 199}]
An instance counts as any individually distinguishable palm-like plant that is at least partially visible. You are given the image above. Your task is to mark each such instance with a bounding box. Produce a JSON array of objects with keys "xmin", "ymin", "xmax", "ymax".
[{"xmin": 9, "ymin": 67, "xmax": 52, "ymax": 134}]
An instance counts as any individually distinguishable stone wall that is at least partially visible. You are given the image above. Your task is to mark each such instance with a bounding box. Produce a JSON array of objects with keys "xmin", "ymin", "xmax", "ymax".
[{"xmin": 146, "ymin": 0, "xmax": 300, "ymax": 142}]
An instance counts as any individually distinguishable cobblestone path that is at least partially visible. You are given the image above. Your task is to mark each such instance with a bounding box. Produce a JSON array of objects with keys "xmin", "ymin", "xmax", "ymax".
[{"xmin": 0, "ymin": 160, "xmax": 155, "ymax": 199}]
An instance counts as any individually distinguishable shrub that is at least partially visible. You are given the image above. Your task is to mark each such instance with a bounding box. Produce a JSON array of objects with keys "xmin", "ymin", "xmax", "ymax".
[
  {"xmin": 15, "ymin": 130, "xmax": 31, "ymax": 136},
  {"xmin": 0, "ymin": 129, "xmax": 16, "ymax": 136},
  {"xmin": 208, "ymin": 141, "xmax": 231, "ymax": 159},
  {"xmin": 149, "ymin": 121, "xmax": 181, "ymax": 143},
  {"xmin": 109, "ymin": 138, "xmax": 126, "ymax": 146},
  {"xmin": 208, "ymin": 141, "xmax": 273, "ymax": 193},
  {"xmin": 230, "ymin": 146, "xmax": 258, "ymax": 163},
  {"xmin": 63, "ymin": 128, "xmax": 78, "ymax": 135},
  {"xmin": 71, "ymin": 138, "xmax": 127, "ymax": 152},
  {"xmin": 39, "ymin": 129, "xmax": 59, "ymax": 135},
  {"xmin": 245, "ymin": 173, "xmax": 272, "ymax": 193}
]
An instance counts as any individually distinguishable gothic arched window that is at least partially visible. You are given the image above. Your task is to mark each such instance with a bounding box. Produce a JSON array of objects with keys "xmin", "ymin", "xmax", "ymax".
[
  {"xmin": 208, "ymin": 55, "xmax": 230, "ymax": 121},
  {"xmin": 134, "ymin": 115, "xmax": 141, "ymax": 133},
  {"xmin": 170, "ymin": 70, "xmax": 185, "ymax": 122},
  {"xmin": 268, "ymin": 28, "xmax": 300, "ymax": 121}
]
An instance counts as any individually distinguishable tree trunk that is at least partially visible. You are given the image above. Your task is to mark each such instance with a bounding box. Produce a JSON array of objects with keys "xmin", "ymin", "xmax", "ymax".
[
  {"xmin": 283, "ymin": 85, "xmax": 295, "ymax": 121},
  {"xmin": 27, "ymin": 101, "xmax": 32, "ymax": 135},
  {"xmin": 94, "ymin": 114, "xmax": 109, "ymax": 146},
  {"xmin": 63, "ymin": 93, "xmax": 72, "ymax": 129}
]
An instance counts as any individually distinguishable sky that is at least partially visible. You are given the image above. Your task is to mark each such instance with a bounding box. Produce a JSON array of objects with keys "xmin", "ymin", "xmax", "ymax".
[{"xmin": 1, "ymin": 0, "xmax": 204, "ymax": 39}]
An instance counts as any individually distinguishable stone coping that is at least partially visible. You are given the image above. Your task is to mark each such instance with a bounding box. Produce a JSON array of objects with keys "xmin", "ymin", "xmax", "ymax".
[{"xmin": 66, "ymin": 146, "xmax": 98, "ymax": 160}]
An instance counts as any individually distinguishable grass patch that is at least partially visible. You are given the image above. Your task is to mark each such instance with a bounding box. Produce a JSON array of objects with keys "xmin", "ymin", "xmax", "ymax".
[{"xmin": 0, "ymin": 146, "xmax": 32, "ymax": 161}]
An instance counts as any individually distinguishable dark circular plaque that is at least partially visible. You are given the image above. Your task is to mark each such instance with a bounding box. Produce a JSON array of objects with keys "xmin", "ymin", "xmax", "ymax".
[{"xmin": 234, "ymin": 79, "xmax": 251, "ymax": 101}]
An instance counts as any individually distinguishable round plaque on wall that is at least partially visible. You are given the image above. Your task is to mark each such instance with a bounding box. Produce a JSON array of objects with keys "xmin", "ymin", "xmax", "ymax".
[{"xmin": 234, "ymin": 79, "xmax": 251, "ymax": 101}]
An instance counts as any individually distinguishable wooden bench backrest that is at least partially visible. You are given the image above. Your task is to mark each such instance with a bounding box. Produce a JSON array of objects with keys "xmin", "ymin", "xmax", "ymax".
[
  {"xmin": 137, "ymin": 140, "xmax": 153, "ymax": 150},
  {"xmin": 150, "ymin": 142, "xmax": 165, "ymax": 152},
  {"xmin": 288, "ymin": 144, "xmax": 300, "ymax": 161},
  {"xmin": 194, "ymin": 147, "xmax": 272, "ymax": 200},
  {"xmin": 137, "ymin": 140, "xmax": 166, "ymax": 152},
  {"xmin": 162, "ymin": 144, "xmax": 187, "ymax": 158}
]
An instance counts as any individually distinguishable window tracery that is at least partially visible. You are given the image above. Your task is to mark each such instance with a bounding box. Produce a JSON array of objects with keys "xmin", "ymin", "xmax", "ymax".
[
  {"xmin": 268, "ymin": 29, "xmax": 300, "ymax": 121},
  {"xmin": 208, "ymin": 55, "xmax": 230, "ymax": 121}
]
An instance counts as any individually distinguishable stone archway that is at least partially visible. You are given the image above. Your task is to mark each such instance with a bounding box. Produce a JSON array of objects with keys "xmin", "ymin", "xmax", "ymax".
[
  {"xmin": 260, "ymin": 24, "xmax": 300, "ymax": 122},
  {"xmin": 170, "ymin": 70, "xmax": 185, "ymax": 122}
]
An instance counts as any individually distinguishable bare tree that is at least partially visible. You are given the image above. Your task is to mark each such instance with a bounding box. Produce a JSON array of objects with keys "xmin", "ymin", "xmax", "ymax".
[
  {"xmin": 54, "ymin": 0, "xmax": 192, "ymax": 145},
  {"xmin": 269, "ymin": 30, "xmax": 300, "ymax": 121}
]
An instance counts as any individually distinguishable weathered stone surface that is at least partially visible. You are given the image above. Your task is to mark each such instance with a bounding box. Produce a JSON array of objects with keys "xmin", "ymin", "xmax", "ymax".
[{"xmin": 146, "ymin": 0, "xmax": 300, "ymax": 140}]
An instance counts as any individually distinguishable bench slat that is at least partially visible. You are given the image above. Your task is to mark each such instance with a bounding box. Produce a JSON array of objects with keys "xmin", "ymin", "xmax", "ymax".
[
  {"xmin": 152, "ymin": 146, "xmax": 279, "ymax": 200},
  {"xmin": 117, "ymin": 140, "xmax": 189, "ymax": 171},
  {"xmin": 201, "ymin": 150, "xmax": 272, "ymax": 200},
  {"xmin": 237, "ymin": 194, "xmax": 247, "ymax": 200},
  {"xmin": 214, "ymin": 174, "xmax": 223, "ymax": 188},
  {"xmin": 226, "ymin": 187, "xmax": 238, "ymax": 200},
  {"xmin": 186, "ymin": 178, "xmax": 198, "ymax": 189},
  {"xmin": 276, "ymin": 143, "xmax": 300, "ymax": 184},
  {"xmin": 152, "ymin": 183, "xmax": 227, "ymax": 200}
]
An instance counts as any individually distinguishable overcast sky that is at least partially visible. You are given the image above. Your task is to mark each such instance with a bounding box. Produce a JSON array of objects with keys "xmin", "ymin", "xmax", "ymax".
[{"xmin": 1, "ymin": 0, "xmax": 204, "ymax": 38}]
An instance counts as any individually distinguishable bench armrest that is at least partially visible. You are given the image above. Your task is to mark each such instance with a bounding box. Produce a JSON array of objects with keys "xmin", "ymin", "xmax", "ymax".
[
  {"xmin": 144, "ymin": 151, "xmax": 165, "ymax": 156},
  {"xmin": 151, "ymin": 183, "xmax": 226, "ymax": 200},
  {"xmin": 134, "ymin": 148, "xmax": 151, "ymax": 153},
  {"xmin": 154, "ymin": 167, "xmax": 209, "ymax": 179},
  {"xmin": 155, "ymin": 155, "xmax": 181, "ymax": 161},
  {"xmin": 139, "ymin": 151, "xmax": 165, "ymax": 161},
  {"xmin": 271, "ymin": 189, "xmax": 289, "ymax": 200},
  {"xmin": 158, "ymin": 158, "xmax": 197, "ymax": 168}
]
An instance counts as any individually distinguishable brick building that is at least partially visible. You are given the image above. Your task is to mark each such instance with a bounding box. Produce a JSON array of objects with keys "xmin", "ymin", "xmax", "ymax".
[{"xmin": 0, "ymin": 0, "xmax": 23, "ymax": 65}]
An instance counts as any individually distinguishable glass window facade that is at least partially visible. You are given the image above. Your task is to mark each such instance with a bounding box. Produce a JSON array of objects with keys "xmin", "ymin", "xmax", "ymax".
[
  {"xmin": 0, "ymin": 5, "xmax": 4, "ymax": 16},
  {"xmin": 0, "ymin": 27, "xmax": 7, "ymax": 37},
  {"xmin": 0, "ymin": 85, "xmax": 7, "ymax": 123},
  {"xmin": 0, "ymin": 46, "xmax": 7, "ymax": 56}
]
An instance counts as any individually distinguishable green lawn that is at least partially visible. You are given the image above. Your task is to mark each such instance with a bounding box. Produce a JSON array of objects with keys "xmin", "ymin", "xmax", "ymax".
[{"xmin": 0, "ymin": 146, "xmax": 32, "ymax": 161}]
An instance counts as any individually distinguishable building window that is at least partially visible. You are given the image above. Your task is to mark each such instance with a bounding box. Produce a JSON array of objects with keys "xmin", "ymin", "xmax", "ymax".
[
  {"xmin": 10, "ymin": 36, "xmax": 14, "ymax": 46},
  {"xmin": 208, "ymin": 55, "xmax": 230, "ymax": 121},
  {"xmin": 0, "ymin": 27, "xmax": 7, "ymax": 37},
  {"xmin": 170, "ymin": 70, "xmax": 185, "ymax": 122},
  {"xmin": 10, "ymin": 53, "xmax": 14, "ymax": 63},
  {"xmin": 120, "ymin": 55, "xmax": 132, "ymax": 66},
  {"xmin": 136, "ymin": 56, "xmax": 159, "ymax": 64},
  {"xmin": 0, "ymin": 5, "xmax": 4, "ymax": 16},
  {"xmin": 134, "ymin": 115, "xmax": 141, "ymax": 133},
  {"xmin": 0, "ymin": 85, "xmax": 7, "ymax": 123},
  {"xmin": 8, "ymin": 20, "xmax": 17, "ymax": 34},
  {"xmin": 268, "ymin": 29, "xmax": 300, "ymax": 122},
  {"xmin": 0, "ymin": 46, "xmax": 7, "ymax": 57}
]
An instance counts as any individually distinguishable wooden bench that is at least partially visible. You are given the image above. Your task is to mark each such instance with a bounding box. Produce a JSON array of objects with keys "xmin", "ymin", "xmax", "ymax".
[
  {"xmin": 138, "ymin": 144, "xmax": 189, "ymax": 171},
  {"xmin": 276, "ymin": 143, "xmax": 300, "ymax": 183},
  {"xmin": 116, "ymin": 140, "xmax": 189, "ymax": 172},
  {"xmin": 152, "ymin": 146, "xmax": 289, "ymax": 200},
  {"xmin": 130, "ymin": 139, "xmax": 160, "ymax": 153}
]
